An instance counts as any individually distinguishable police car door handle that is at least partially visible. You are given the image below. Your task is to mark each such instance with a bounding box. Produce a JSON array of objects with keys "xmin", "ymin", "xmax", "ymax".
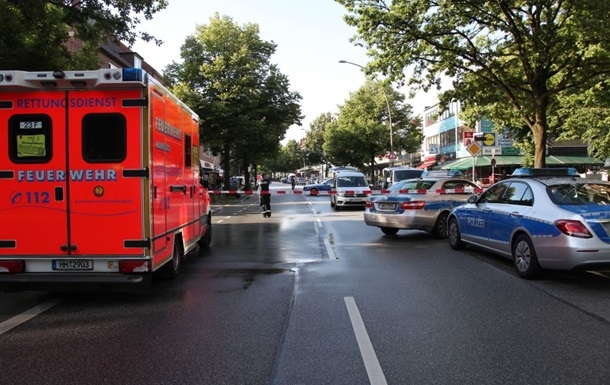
[{"xmin": 510, "ymin": 212, "xmax": 522, "ymax": 217}]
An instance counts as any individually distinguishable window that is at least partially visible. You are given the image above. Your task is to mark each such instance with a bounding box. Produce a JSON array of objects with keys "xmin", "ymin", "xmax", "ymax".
[
  {"xmin": 185, "ymin": 134, "xmax": 192, "ymax": 168},
  {"xmin": 9, "ymin": 114, "xmax": 52, "ymax": 163},
  {"xmin": 503, "ymin": 182, "xmax": 533, "ymax": 206},
  {"xmin": 479, "ymin": 182, "xmax": 509, "ymax": 203},
  {"xmin": 82, "ymin": 113, "xmax": 126, "ymax": 163}
]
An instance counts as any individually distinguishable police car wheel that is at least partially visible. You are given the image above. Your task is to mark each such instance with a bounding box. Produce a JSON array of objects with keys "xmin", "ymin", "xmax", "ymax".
[
  {"xmin": 512, "ymin": 234, "xmax": 541, "ymax": 279},
  {"xmin": 448, "ymin": 217, "xmax": 466, "ymax": 250},
  {"xmin": 432, "ymin": 212, "xmax": 450, "ymax": 239},
  {"xmin": 381, "ymin": 227, "xmax": 399, "ymax": 235}
]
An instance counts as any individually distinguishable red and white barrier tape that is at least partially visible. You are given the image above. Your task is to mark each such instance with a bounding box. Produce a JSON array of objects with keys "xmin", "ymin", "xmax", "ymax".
[{"xmin": 208, "ymin": 188, "xmax": 484, "ymax": 196}]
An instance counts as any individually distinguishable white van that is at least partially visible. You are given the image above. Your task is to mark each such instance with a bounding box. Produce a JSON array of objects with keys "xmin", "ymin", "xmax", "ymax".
[
  {"xmin": 382, "ymin": 166, "xmax": 424, "ymax": 189},
  {"xmin": 330, "ymin": 170, "xmax": 370, "ymax": 210}
]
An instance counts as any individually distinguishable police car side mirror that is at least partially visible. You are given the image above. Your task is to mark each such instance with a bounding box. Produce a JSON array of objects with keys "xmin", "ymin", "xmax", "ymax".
[{"xmin": 467, "ymin": 195, "xmax": 478, "ymax": 204}]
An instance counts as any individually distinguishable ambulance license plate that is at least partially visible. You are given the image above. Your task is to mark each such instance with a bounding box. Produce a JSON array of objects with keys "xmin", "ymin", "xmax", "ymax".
[{"xmin": 52, "ymin": 260, "xmax": 93, "ymax": 271}]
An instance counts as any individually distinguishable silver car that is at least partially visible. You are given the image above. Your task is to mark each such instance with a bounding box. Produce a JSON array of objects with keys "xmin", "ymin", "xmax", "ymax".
[
  {"xmin": 448, "ymin": 168, "xmax": 610, "ymax": 278},
  {"xmin": 364, "ymin": 176, "xmax": 480, "ymax": 237}
]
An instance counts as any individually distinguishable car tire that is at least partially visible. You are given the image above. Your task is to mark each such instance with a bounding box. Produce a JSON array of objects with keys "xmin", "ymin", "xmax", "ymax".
[
  {"xmin": 381, "ymin": 227, "xmax": 399, "ymax": 235},
  {"xmin": 198, "ymin": 217, "xmax": 212, "ymax": 249},
  {"xmin": 432, "ymin": 211, "xmax": 449, "ymax": 239},
  {"xmin": 448, "ymin": 217, "xmax": 466, "ymax": 250},
  {"xmin": 330, "ymin": 198, "xmax": 335, "ymax": 208},
  {"xmin": 164, "ymin": 239, "xmax": 183, "ymax": 279},
  {"xmin": 512, "ymin": 234, "xmax": 541, "ymax": 279}
]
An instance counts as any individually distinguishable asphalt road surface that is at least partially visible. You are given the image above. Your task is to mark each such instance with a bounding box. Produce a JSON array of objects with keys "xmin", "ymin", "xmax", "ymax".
[{"xmin": 2, "ymin": 184, "xmax": 610, "ymax": 385}]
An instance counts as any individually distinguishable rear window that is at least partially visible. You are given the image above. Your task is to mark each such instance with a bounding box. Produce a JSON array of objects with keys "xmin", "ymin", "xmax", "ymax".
[
  {"xmin": 82, "ymin": 113, "xmax": 126, "ymax": 163},
  {"xmin": 391, "ymin": 180, "xmax": 434, "ymax": 190},
  {"xmin": 8, "ymin": 114, "xmax": 53, "ymax": 163},
  {"xmin": 548, "ymin": 183, "xmax": 610, "ymax": 205}
]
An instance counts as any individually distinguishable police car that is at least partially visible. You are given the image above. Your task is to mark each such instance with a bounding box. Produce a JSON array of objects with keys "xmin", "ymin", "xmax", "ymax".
[
  {"xmin": 448, "ymin": 168, "xmax": 610, "ymax": 278},
  {"xmin": 364, "ymin": 170, "xmax": 480, "ymax": 237}
]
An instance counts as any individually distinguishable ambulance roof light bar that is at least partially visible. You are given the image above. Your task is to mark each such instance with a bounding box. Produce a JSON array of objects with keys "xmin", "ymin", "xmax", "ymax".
[{"xmin": 0, "ymin": 68, "xmax": 147, "ymax": 90}]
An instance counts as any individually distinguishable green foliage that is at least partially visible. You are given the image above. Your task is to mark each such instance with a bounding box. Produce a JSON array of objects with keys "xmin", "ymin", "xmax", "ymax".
[
  {"xmin": 323, "ymin": 79, "xmax": 421, "ymax": 174},
  {"xmin": 165, "ymin": 14, "xmax": 302, "ymax": 186},
  {"xmin": 304, "ymin": 112, "xmax": 335, "ymax": 165},
  {"xmin": 336, "ymin": 0, "xmax": 610, "ymax": 166},
  {"xmin": 0, "ymin": 0, "xmax": 166, "ymax": 70}
]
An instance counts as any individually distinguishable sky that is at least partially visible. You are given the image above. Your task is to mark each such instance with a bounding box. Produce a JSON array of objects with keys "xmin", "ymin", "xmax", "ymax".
[{"xmin": 131, "ymin": 0, "xmax": 438, "ymax": 143}]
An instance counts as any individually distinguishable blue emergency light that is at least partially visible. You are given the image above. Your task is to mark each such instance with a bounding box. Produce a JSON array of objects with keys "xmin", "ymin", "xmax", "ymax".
[
  {"xmin": 511, "ymin": 167, "xmax": 580, "ymax": 177},
  {"xmin": 122, "ymin": 68, "xmax": 144, "ymax": 82}
]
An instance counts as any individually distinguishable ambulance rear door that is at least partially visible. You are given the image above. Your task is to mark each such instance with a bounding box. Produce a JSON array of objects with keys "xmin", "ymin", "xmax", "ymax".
[
  {"xmin": 66, "ymin": 88, "xmax": 146, "ymax": 256},
  {"xmin": 0, "ymin": 90, "xmax": 68, "ymax": 256}
]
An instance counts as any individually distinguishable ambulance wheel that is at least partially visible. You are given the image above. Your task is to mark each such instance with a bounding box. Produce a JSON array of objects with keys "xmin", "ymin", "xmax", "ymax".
[
  {"xmin": 165, "ymin": 240, "xmax": 183, "ymax": 279},
  {"xmin": 198, "ymin": 220, "xmax": 212, "ymax": 249}
]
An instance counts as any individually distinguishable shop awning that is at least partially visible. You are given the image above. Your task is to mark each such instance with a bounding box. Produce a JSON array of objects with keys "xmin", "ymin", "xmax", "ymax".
[
  {"xmin": 546, "ymin": 155, "xmax": 604, "ymax": 165},
  {"xmin": 441, "ymin": 156, "xmax": 523, "ymax": 170},
  {"xmin": 416, "ymin": 161, "xmax": 436, "ymax": 170},
  {"xmin": 441, "ymin": 155, "xmax": 603, "ymax": 170}
]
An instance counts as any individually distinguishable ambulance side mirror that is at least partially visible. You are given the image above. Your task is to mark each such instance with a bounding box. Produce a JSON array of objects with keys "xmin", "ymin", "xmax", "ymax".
[{"xmin": 200, "ymin": 176, "xmax": 209, "ymax": 188}]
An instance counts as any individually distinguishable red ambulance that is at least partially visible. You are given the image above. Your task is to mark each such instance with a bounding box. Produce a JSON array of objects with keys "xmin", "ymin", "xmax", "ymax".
[{"xmin": 0, "ymin": 68, "xmax": 212, "ymax": 292}]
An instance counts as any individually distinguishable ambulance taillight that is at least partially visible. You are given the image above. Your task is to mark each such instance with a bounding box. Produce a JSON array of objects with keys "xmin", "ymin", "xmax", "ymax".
[
  {"xmin": 119, "ymin": 261, "xmax": 150, "ymax": 273},
  {"xmin": 0, "ymin": 261, "xmax": 25, "ymax": 273}
]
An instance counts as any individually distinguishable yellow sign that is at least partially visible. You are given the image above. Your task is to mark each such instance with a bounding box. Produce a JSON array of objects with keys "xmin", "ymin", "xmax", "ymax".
[
  {"xmin": 16, "ymin": 134, "xmax": 46, "ymax": 157},
  {"xmin": 467, "ymin": 142, "xmax": 481, "ymax": 156},
  {"xmin": 483, "ymin": 133, "xmax": 495, "ymax": 146}
]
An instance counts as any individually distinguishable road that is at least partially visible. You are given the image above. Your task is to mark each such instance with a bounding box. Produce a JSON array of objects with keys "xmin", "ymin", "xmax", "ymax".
[{"xmin": 2, "ymin": 183, "xmax": 610, "ymax": 385}]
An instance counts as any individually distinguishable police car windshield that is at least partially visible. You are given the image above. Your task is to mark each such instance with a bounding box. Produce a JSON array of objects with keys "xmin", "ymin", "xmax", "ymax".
[
  {"xmin": 548, "ymin": 183, "xmax": 610, "ymax": 205},
  {"xmin": 336, "ymin": 176, "xmax": 367, "ymax": 187}
]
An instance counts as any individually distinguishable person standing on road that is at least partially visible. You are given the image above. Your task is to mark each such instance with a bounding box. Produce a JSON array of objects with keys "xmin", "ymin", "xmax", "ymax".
[
  {"xmin": 259, "ymin": 173, "xmax": 272, "ymax": 217},
  {"xmin": 290, "ymin": 175, "xmax": 296, "ymax": 191}
]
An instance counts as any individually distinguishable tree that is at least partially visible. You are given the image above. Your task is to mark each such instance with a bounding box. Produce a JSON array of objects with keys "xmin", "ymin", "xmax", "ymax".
[
  {"xmin": 165, "ymin": 14, "xmax": 302, "ymax": 189},
  {"xmin": 303, "ymin": 112, "xmax": 335, "ymax": 166},
  {"xmin": 0, "ymin": 0, "xmax": 166, "ymax": 70},
  {"xmin": 323, "ymin": 79, "xmax": 421, "ymax": 175},
  {"xmin": 336, "ymin": 0, "xmax": 610, "ymax": 167}
]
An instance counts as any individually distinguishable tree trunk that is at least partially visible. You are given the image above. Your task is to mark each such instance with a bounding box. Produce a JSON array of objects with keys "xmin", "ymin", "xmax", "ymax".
[
  {"xmin": 222, "ymin": 145, "xmax": 231, "ymax": 189},
  {"xmin": 531, "ymin": 102, "xmax": 548, "ymax": 168}
]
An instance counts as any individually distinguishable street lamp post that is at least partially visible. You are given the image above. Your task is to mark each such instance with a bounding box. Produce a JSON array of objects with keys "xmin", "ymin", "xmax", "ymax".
[{"xmin": 339, "ymin": 60, "xmax": 394, "ymax": 166}]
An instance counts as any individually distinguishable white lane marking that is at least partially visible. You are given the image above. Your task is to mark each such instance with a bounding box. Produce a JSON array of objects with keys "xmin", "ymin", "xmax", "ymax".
[
  {"xmin": 313, "ymin": 220, "xmax": 319, "ymax": 235},
  {"xmin": 324, "ymin": 239, "xmax": 336, "ymax": 260},
  {"xmin": 344, "ymin": 297, "xmax": 388, "ymax": 385},
  {"xmin": 0, "ymin": 296, "xmax": 66, "ymax": 335},
  {"xmin": 316, "ymin": 218, "xmax": 323, "ymax": 228}
]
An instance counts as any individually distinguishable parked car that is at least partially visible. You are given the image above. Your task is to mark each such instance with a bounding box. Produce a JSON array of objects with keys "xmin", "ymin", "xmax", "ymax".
[
  {"xmin": 303, "ymin": 178, "xmax": 332, "ymax": 195},
  {"xmin": 365, "ymin": 174, "xmax": 480, "ymax": 237},
  {"xmin": 330, "ymin": 170, "xmax": 370, "ymax": 210},
  {"xmin": 382, "ymin": 166, "xmax": 425, "ymax": 189},
  {"xmin": 448, "ymin": 167, "xmax": 610, "ymax": 279}
]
